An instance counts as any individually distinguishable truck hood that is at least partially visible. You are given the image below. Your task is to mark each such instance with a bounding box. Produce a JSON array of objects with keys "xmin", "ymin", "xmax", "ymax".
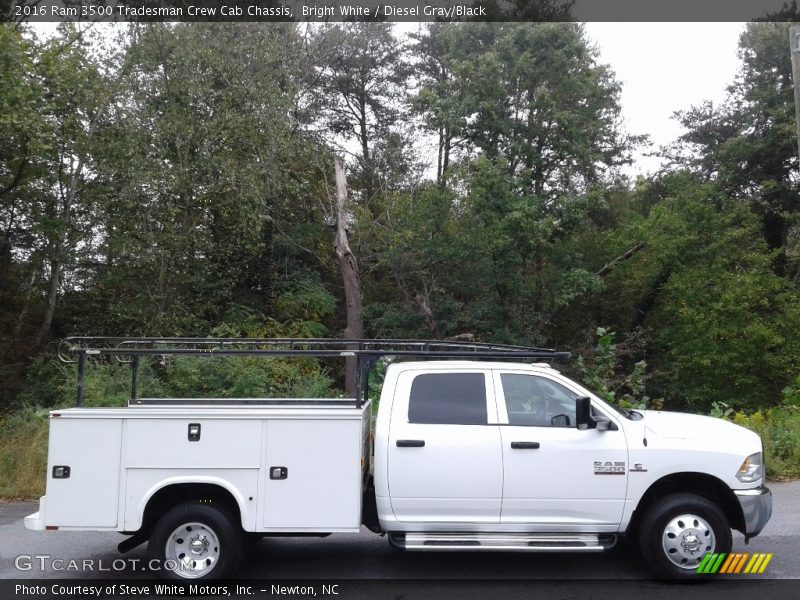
[{"xmin": 641, "ymin": 410, "xmax": 760, "ymax": 448}]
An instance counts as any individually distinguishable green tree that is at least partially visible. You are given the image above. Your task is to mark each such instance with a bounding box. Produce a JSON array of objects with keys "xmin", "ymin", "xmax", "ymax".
[
  {"xmin": 0, "ymin": 24, "xmax": 118, "ymax": 406},
  {"xmin": 307, "ymin": 23, "xmax": 411, "ymax": 207},
  {"xmin": 85, "ymin": 23, "xmax": 329, "ymax": 335},
  {"xmin": 426, "ymin": 23, "xmax": 635, "ymax": 195},
  {"xmin": 586, "ymin": 174, "xmax": 800, "ymax": 411},
  {"xmin": 408, "ymin": 24, "xmax": 464, "ymax": 187},
  {"xmin": 371, "ymin": 24, "xmax": 637, "ymax": 340},
  {"xmin": 1, "ymin": 25, "xmax": 103, "ymax": 343},
  {"xmin": 669, "ymin": 21, "xmax": 799, "ymax": 276}
]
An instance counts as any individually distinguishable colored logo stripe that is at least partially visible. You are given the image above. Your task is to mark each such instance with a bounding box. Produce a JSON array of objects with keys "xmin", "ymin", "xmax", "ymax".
[
  {"xmin": 719, "ymin": 553, "xmax": 737, "ymax": 573},
  {"xmin": 696, "ymin": 552, "xmax": 773, "ymax": 574},
  {"xmin": 757, "ymin": 553, "xmax": 774, "ymax": 573},
  {"xmin": 696, "ymin": 553, "xmax": 712, "ymax": 573}
]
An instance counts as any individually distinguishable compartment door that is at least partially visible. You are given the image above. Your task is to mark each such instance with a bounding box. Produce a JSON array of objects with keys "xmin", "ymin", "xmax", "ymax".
[
  {"xmin": 45, "ymin": 418, "xmax": 122, "ymax": 528},
  {"xmin": 261, "ymin": 419, "xmax": 363, "ymax": 530}
]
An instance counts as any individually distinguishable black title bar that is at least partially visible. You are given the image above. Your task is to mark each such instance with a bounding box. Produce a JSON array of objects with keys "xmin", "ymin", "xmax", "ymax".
[{"xmin": 4, "ymin": 0, "xmax": 798, "ymax": 23}]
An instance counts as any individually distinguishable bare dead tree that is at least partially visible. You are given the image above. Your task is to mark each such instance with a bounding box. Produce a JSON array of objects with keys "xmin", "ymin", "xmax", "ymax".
[
  {"xmin": 334, "ymin": 157, "xmax": 363, "ymax": 396},
  {"xmin": 594, "ymin": 242, "xmax": 646, "ymax": 278}
]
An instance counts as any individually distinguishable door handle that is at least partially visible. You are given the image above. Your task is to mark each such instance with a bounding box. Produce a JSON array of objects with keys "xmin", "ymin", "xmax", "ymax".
[
  {"xmin": 396, "ymin": 439, "xmax": 425, "ymax": 447},
  {"xmin": 510, "ymin": 441, "xmax": 540, "ymax": 449}
]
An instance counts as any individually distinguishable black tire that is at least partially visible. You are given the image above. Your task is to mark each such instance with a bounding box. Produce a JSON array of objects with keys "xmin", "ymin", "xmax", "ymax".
[
  {"xmin": 242, "ymin": 532, "xmax": 265, "ymax": 554},
  {"xmin": 148, "ymin": 502, "xmax": 242, "ymax": 580},
  {"xmin": 638, "ymin": 493, "xmax": 731, "ymax": 580}
]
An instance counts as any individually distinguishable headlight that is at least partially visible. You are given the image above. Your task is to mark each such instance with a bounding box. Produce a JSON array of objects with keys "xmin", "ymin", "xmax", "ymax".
[{"xmin": 736, "ymin": 452, "xmax": 763, "ymax": 483}]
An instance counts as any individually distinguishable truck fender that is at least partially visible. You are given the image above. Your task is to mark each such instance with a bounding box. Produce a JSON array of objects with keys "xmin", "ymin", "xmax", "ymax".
[
  {"xmin": 130, "ymin": 475, "xmax": 251, "ymax": 532},
  {"xmin": 623, "ymin": 471, "xmax": 745, "ymax": 537}
]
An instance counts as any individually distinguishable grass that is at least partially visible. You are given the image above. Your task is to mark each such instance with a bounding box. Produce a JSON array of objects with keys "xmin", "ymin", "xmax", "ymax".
[{"xmin": 0, "ymin": 410, "xmax": 49, "ymax": 499}]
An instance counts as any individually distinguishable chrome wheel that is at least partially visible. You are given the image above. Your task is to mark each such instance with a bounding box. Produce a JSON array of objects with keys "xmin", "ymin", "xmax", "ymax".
[
  {"xmin": 165, "ymin": 521, "xmax": 221, "ymax": 579},
  {"xmin": 661, "ymin": 513, "xmax": 715, "ymax": 570}
]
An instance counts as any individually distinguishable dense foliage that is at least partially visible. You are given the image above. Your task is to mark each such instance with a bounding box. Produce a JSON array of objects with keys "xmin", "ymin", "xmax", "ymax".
[{"xmin": 2, "ymin": 20, "xmax": 800, "ymax": 421}]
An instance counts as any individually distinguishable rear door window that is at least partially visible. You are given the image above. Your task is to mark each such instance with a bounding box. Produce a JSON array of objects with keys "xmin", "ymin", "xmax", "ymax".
[{"xmin": 408, "ymin": 373, "xmax": 487, "ymax": 425}]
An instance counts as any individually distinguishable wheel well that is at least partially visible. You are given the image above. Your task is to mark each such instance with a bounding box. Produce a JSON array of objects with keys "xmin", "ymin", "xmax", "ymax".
[
  {"xmin": 626, "ymin": 472, "xmax": 744, "ymax": 539},
  {"xmin": 140, "ymin": 484, "xmax": 242, "ymax": 535}
]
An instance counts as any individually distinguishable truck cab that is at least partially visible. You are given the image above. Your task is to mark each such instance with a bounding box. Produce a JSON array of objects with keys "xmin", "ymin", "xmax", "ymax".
[{"xmin": 373, "ymin": 361, "xmax": 772, "ymax": 579}]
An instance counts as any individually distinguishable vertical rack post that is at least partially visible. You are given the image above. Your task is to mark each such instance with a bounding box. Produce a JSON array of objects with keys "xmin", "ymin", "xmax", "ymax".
[
  {"xmin": 131, "ymin": 355, "xmax": 139, "ymax": 403},
  {"xmin": 355, "ymin": 354, "xmax": 363, "ymax": 409},
  {"xmin": 357, "ymin": 355, "xmax": 377, "ymax": 410},
  {"xmin": 76, "ymin": 352, "xmax": 86, "ymax": 407}
]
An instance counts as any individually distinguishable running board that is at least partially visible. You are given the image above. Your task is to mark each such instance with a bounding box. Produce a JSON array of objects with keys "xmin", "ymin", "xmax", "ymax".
[{"xmin": 392, "ymin": 532, "xmax": 617, "ymax": 552}]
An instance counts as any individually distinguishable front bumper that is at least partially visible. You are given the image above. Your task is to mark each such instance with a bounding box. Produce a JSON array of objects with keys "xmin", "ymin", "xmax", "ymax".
[{"xmin": 734, "ymin": 485, "xmax": 772, "ymax": 540}]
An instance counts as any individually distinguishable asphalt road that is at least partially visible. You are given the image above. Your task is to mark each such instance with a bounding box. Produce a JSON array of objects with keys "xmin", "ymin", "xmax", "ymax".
[{"xmin": 1, "ymin": 483, "xmax": 798, "ymax": 598}]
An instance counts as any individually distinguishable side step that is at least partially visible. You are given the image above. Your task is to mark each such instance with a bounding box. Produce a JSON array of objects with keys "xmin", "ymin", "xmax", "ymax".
[{"xmin": 391, "ymin": 532, "xmax": 617, "ymax": 552}]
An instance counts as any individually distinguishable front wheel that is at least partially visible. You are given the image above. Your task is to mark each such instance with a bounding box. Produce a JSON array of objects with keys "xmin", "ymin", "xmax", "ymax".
[
  {"xmin": 148, "ymin": 502, "xmax": 242, "ymax": 580},
  {"xmin": 638, "ymin": 493, "xmax": 731, "ymax": 580}
]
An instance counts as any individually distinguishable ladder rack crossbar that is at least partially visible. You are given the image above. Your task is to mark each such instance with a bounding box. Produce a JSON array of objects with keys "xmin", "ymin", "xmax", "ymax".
[{"xmin": 57, "ymin": 337, "xmax": 571, "ymax": 408}]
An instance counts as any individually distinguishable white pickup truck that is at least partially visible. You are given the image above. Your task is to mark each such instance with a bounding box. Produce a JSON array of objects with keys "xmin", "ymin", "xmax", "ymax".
[{"xmin": 25, "ymin": 338, "xmax": 772, "ymax": 581}]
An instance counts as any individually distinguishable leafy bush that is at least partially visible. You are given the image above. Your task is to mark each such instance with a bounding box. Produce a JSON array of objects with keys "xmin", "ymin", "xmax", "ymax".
[
  {"xmin": 275, "ymin": 279, "xmax": 337, "ymax": 324},
  {"xmin": 17, "ymin": 358, "xmax": 166, "ymax": 408},
  {"xmin": 575, "ymin": 327, "xmax": 658, "ymax": 410},
  {"xmin": 159, "ymin": 357, "xmax": 334, "ymax": 399},
  {"xmin": 709, "ymin": 401, "xmax": 734, "ymax": 420},
  {"xmin": 730, "ymin": 405, "xmax": 800, "ymax": 479},
  {"xmin": 15, "ymin": 355, "xmax": 73, "ymax": 408},
  {"xmin": 782, "ymin": 375, "xmax": 800, "ymax": 406},
  {"xmin": 19, "ymin": 354, "xmax": 336, "ymax": 407},
  {"xmin": 11, "ymin": 305, "xmax": 342, "ymax": 409}
]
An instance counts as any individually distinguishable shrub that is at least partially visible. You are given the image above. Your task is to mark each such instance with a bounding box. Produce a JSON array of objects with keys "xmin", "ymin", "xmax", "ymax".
[
  {"xmin": 731, "ymin": 405, "xmax": 800, "ymax": 479},
  {"xmin": 0, "ymin": 408, "xmax": 49, "ymax": 498}
]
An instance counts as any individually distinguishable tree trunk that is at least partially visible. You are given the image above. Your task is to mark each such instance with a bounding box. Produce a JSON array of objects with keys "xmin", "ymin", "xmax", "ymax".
[
  {"xmin": 32, "ymin": 170, "xmax": 78, "ymax": 352},
  {"xmin": 0, "ymin": 232, "xmax": 11, "ymax": 286},
  {"xmin": 436, "ymin": 124, "xmax": 444, "ymax": 185},
  {"xmin": 33, "ymin": 252, "xmax": 62, "ymax": 351},
  {"xmin": 358, "ymin": 95, "xmax": 372, "ymax": 205},
  {"xmin": 31, "ymin": 94, "xmax": 109, "ymax": 352},
  {"xmin": 413, "ymin": 290, "xmax": 441, "ymax": 339},
  {"xmin": 260, "ymin": 220, "xmax": 274, "ymax": 315},
  {"xmin": 440, "ymin": 127, "xmax": 452, "ymax": 189},
  {"xmin": 11, "ymin": 266, "xmax": 39, "ymax": 355},
  {"xmin": 334, "ymin": 157, "xmax": 364, "ymax": 397}
]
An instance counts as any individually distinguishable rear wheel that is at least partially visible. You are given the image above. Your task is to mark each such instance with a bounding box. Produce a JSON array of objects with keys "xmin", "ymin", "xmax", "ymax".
[
  {"xmin": 638, "ymin": 493, "xmax": 731, "ymax": 580},
  {"xmin": 148, "ymin": 502, "xmax": 242, "ymax": 580}
]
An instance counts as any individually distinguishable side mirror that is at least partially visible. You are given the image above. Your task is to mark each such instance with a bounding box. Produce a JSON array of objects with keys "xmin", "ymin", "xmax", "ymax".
[
  {"xmin": 595, "ymin": 416, "xmax": 618, "ymax": 431},
  {"xmin": 575, "ymin": 396, "xmax": 592, "ymax": 430}
]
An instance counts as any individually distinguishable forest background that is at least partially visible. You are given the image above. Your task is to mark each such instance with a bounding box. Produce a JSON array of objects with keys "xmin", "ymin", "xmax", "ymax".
[{"xmin": 2, "ymin": 14, "xmax": 800, "ymax": 495}]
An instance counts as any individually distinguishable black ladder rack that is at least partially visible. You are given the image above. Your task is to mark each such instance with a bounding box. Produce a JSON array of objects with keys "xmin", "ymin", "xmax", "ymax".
[{"xmin": 58, "ymin": 337, "xmax": 571, "ymax": 408}]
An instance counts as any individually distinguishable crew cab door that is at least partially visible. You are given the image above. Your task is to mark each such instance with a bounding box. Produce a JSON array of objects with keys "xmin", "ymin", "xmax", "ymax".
[
  {"xmin": 494, "ymin": 370, "xmax": 628, "ymax": 531},
  {"xmin": 387, "ymin": 369, "xmax": 503, "ymax": 523}
]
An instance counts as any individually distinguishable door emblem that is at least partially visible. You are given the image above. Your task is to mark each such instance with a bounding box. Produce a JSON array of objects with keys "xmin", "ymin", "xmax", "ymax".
[{"xmin": 594, "ymin": 461, "xmax": 625, "ymax": 475}]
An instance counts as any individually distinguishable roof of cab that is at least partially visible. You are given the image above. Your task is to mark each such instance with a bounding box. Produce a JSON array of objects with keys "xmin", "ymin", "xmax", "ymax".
[{"xmin": 386, "ymin": 360, "xmax": 559, "ymax": 372}]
